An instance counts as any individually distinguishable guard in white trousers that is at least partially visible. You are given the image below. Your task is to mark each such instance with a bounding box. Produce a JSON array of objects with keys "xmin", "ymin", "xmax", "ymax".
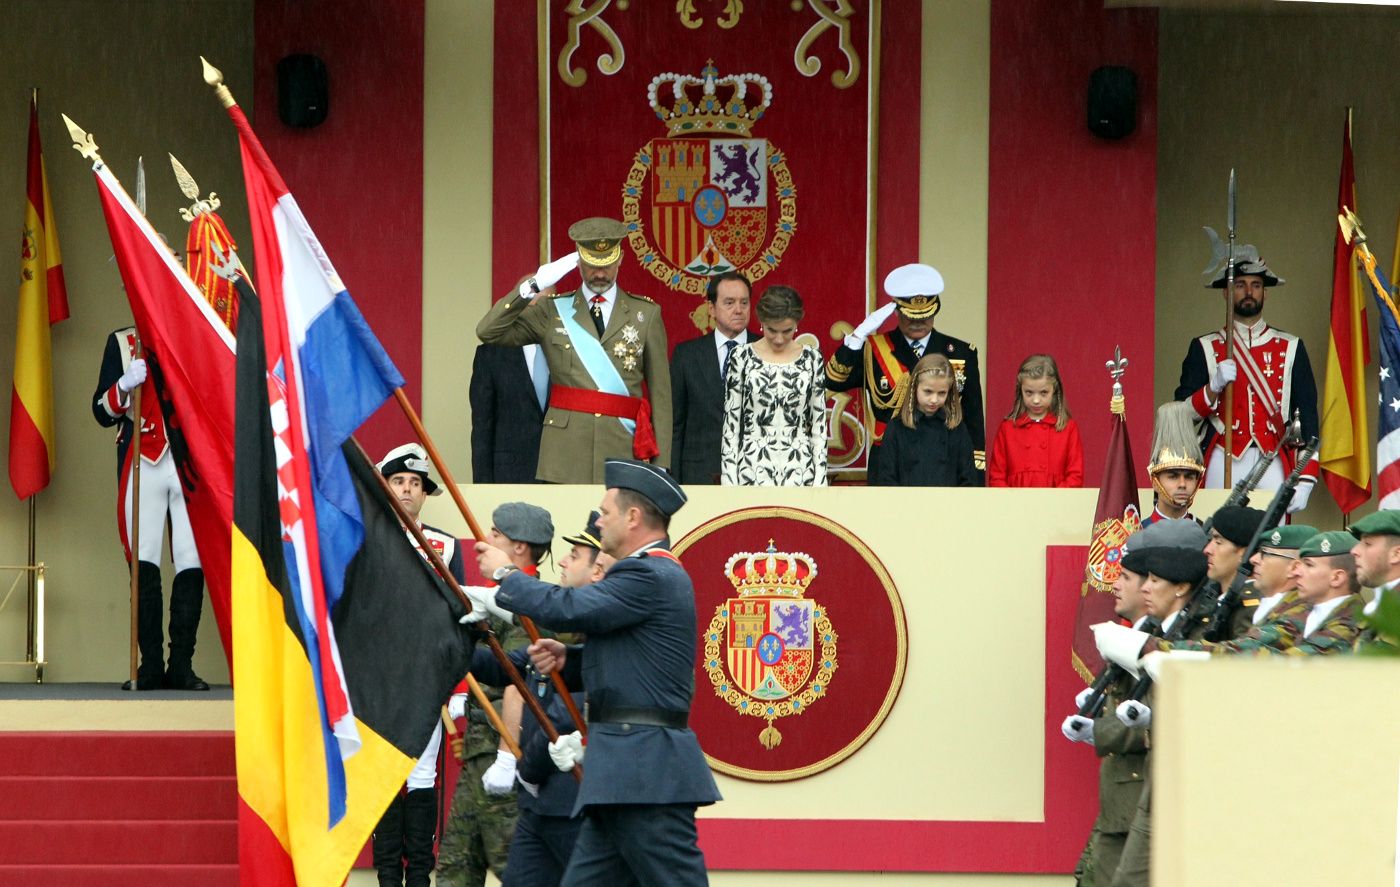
[{"xmin": 93, "ymin": 326, "xmax": 207, "ymax": 691}]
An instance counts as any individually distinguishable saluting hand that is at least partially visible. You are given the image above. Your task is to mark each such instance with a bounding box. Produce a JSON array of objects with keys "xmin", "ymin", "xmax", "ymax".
[
  {"xmin": 843, "ymin": 302, "xmax": 898, "ymax": 351},
  {"xmin": 518, "ymin": 252, "xmax": 581, "ymax": 300}
]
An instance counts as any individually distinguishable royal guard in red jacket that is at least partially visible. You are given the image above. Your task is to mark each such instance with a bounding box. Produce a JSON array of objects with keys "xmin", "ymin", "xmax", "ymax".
[
  {"xmin": 92, "ymin": 328, "xmax": 207, "ymax": 690},
  {"xmin": 1173, "ymin": 246, "xmax": 1318, "ymax": 513}
]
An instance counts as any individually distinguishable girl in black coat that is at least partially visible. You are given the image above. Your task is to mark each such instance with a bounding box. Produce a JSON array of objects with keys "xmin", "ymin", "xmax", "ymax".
[{"xmin": 871, "ymin": 353, "xmax": 979, "ymax": 487}]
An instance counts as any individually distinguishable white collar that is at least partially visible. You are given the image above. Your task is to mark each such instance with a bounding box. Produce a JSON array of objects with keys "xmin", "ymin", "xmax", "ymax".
[
  {"xmin": 624, "ymin": 537, "xmax": 668, "ymax": 560},
  {"xmin": 1253, "ymin": 592, "xmax": 1285, "ymax": 626},
  {"xmin": 714, "ymin": 328, "xmax": 745, "ymax": 348},
  {"xmin": 586, "ymin": 284, "xmax": 618, "ymax": 306},
  {"xmin": 1131, "ymin": 615, "xmax": 1150, "ymax": 630},
  {"xmin": 1161, "ymin": 609, "xmax": 1182, "ymax": 634},
  {"xmin": 1304, "ymin": 595, "xmax": 1350, "ymax": 638},
  {"xmin": 1364, "ymin": 577, "xmax": 1400, "ymax": 616},
  {"xmin": 908, "ymin": 333, "xmax": 931, "ymax": 351},
  {"xmin": 1230, "ymin": 317, "xmax": 1269, "ymax": 344}
]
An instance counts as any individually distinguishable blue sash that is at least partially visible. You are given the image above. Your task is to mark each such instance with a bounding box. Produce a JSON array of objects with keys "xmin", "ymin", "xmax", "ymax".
[{"xmin": 553, "ymin": 296, "xmax": 635, "ymax": 434}]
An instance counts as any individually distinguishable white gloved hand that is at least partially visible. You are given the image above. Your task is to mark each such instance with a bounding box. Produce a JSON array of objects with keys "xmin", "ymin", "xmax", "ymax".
[
  {"xmin": 842, "ymin": 302, "xmax": 898, "ymax": 351},
  {"xmin": 1116, "ymin": 700, "xmax": 1151, "ymax": 729},
  {"xmin": 1074, "ymin": 686, "xmax": 1094, "ymax": 710},
  {"xmin": 481, "ymin": 749, "xmax": 517, "ymax": 796},
  {"xmin": 1061, "ymin": 715, "xmax": 1095, "ymax": 745},
  {"xmin": 1288, "ymin": 478, "xmax": 1315, "ymax": 514},
  {"xmin": 457, "ymin": 585, "xmax": 515, "ymax": 626},
  {"xmin": 548, "ymin": 730, "xmax": 585, "ymax": 772},
  {"xmin": 1209, "ymin": 359, "xmax": 1237, "ymax": 394},
  {"xmin": 117, "ymin": 358, "xmax": 148, "ymax": 394},
  {"xmin": 1091, "ymin": 622, "xmax": 1150, "ymax": 675},
  {"xmin": 1142, "ymin": 649, "xmax": 1211, "ymax": 683},
  {"xmin": 518, "ymin": 253, "xmax": 582, "ymax": 299},
  {"xmin": 446, "ymin": 693, "xmax": 468, "ymax": 720}
]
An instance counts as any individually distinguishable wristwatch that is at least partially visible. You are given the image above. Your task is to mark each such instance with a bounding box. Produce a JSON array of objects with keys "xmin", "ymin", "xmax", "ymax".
[{"xmin": 492, "ymin": 565, "xmax": 519, "ymax": 582}]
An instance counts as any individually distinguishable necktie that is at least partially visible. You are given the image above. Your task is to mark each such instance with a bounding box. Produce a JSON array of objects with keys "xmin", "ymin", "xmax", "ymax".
[
  {"xmin": 590, "ymin": 296, "xmax": 606, "ymax": 336},
  {"xmin": 911, "ymin": 339, "xmax": 925, "ymax": 358},
  {"xmin": 721, "ymin": 338, "xmax": 738, "ymax": 382},
  {"xmin": 531, "ymin": 346, "xmax": 549, "ymax": 411}
]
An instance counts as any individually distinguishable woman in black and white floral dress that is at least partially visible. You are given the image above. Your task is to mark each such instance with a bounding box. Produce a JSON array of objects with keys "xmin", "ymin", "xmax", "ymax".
[{"xmin": 720, "ymin": 285, "xmax": 827, "ymax": 486}]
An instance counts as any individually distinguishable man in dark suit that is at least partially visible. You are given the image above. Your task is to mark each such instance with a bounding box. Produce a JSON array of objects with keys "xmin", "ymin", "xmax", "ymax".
[
  {"xmin": 467, "ymin": 460, "xmax": 721, "ymax": 885},
  {"xmin": 470, "ymin": 342, "xmax": 548, "ymax": 483},
  {"xmin": 670, "ymin": 271, "xmax": 758, "ymax": 484}
]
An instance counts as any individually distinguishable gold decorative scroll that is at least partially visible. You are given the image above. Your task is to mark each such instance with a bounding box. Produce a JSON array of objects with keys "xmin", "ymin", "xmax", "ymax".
[
  {"xmin": 794, "ymin": 0, "xmax": 860, "ymax": 89},
  {"xmin": 678, "ymin": 0, "xmax": 744, "ymax": 29},
  {"xmin": 558, "ymin": 0, "xmax": 626, "ymax": 87}
]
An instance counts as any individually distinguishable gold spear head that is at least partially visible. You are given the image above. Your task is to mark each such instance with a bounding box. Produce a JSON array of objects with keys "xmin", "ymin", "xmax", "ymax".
[
  {"xmin": 201, "ymin": 56, "xmax": 237, "ymax": 109},
  {"xmin": 1339, "ymin": 206, "xmax": 1366, "ymax": 246},
  {"xmin": 169, "ymin": 153, "xmax": 223, "ymax": 222},
  {"xmin": 170, "ymin": 153, "xmax": 200, "ymax": 200},
  {"xmin": 61, "ymin": 113, "xmax": 102, "ymax": 164}
]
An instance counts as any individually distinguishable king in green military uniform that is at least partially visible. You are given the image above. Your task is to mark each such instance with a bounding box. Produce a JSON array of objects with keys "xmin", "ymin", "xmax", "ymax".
[
  {"xmin": 825, "ymin": 263, "xmax": 984, "ymax": 480},
  {"xmin": 476, "ymin": 218, "xmax": 671, "ymax": 484}
]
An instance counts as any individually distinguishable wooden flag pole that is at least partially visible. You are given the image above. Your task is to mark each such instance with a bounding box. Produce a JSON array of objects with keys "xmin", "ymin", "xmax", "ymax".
[
  {"xmin": 389, "ymin": 388, "xmax": 589, "ymax": 740},
  {"xmin": 465, "ymin": 673, "xmax": 524, "ymax": 760},
  {"xmin": 125, "ymin": 335, "xmax": 144, "ymax": 690}
]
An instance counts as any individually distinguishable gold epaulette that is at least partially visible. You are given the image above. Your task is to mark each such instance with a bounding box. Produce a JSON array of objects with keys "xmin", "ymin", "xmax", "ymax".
[{"xmin": 973, "ymin": 450, "xmax": 986, "ymax": 471}]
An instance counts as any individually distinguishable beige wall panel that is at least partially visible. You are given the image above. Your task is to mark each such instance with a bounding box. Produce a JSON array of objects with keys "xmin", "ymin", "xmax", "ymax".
[
  {"xmin": 0, "ymin": 1, "xmax": 254, "ymax": 683},
  {"xmin": 1153, "ymin": 657, "xmax": 1400, "ymax": 886},
  {"xmin": 1156, "ymin": 7, "xmax": 1400, "ymax": 529}
]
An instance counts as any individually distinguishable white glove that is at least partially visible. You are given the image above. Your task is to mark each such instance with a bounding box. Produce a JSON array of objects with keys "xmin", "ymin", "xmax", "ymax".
[
  {"xmin": 1116, "ymin": 700, "xmax": 1151, "ymax": 728},
  {"xmin": 1288, "ymin": 478, "xmax": 1315, "ymax": 514},
  {"xmin": 1142, "ymin": 649, "xmax": 1211, "ymax": 683},
  {"xmin": 481, "ymin": 749, "xmax": 517, "ymax": 795},
  {"xmin": 843, "ymin": 302, "xmax": 898, "ymax": 351},
  {"xmin": 518, "ymin": 253, "xmax": 581, "ymax": 299},
  {"xmin": 1060, "ymin": 715, "xmax": 1095, "ymax": 745},
  {"xmin": 457, "ymin": 585, "xmax": 515, "ymax": 625},
  {"xmin": 117, "ymin": 358, "xmax": 148, "ymax": 394},
  {"xmin": 1074, "ymin": 686, "xmax": 1094, "ymax": 710},
  {"xmin": 446, "ymin": 693, "xmax": 468, "ymax": 720},
  {"xmin": 517, "ymin": 776, "xmax": 540, "ymax": 798},
  {"xmin": 548, "ymin": 730, "xmax": 585, "ymax": 772},
  {"xmin": 1091, "ymin": 622, "xmax": 1150, "ymax": 674},
  {"xmin": 1209, "ymin": 359, "xmax": 1237, "ymax": 394}
]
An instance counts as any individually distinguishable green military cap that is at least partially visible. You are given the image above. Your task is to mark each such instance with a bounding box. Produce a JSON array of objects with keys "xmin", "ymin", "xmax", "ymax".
[
  {"xmin": 1255, "ymin": 524, "xmax": 1317, "ymax": 552},
  {"xmin": 568, "ymin": 217, "xmax": 628, "ymax": 267},
  {"xmin": 1349, "ymin": 509, "xmax": 1400, "ymax": 538},
  {"xmin": 1298, "ymin": 530, "xmax": 1357, "ymax": 559}
]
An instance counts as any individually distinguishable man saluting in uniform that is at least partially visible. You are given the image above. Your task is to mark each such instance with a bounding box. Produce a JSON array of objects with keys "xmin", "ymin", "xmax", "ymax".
[
  {"xmin": 477, "ymin": 219, "xmax": 671, "ymax": 484},
  {"xmin": 826, "ymin": 262, "xmax": 985, "ymax": 480},
  {"xmin": 465, "ymin": 459, "xmax": 720, "ymax": 885}
]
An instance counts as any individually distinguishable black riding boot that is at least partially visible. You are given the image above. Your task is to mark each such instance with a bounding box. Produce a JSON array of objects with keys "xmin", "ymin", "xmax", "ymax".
[
  {"xmin": 122, "ymin": 560, "xmax": 164, "ymax": 691},
  {"xmin": 165, "ymin": 568, "xmax": 209, "ymax": 690},
  {"xmin": 372, "ymin": 791, "xmax": 407, "ymax": 886},
  {"xmin": 402, "ymin": 787, "xmax": 438, "ymax": 887}
]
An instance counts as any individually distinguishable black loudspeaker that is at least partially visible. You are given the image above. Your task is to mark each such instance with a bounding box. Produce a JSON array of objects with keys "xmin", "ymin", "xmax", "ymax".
[
  {"xmin": 277, "ymin": 54, "xmax": 329, "ymax": 128},
  {"xmin": 1087, "ymin": 66, "xmax": 1136, "ymax": 140}
]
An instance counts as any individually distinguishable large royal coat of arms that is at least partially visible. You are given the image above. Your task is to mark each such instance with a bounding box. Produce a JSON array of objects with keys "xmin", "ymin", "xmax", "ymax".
[
  {"xmin": 702, "ymin": 542, "xmax": 836, "ymax": 751},
  {"xmin": 621, "ymin": 62, "xmax": 796, "ymax": 298}
]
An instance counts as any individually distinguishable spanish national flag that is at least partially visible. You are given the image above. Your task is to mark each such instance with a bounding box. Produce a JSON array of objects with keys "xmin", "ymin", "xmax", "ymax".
[
  {"xmin": 9, "ymin": 92, "xmax": 68, "ymax": 499},
  {"xmin": 232, "ymin": 272, "xmax": 473, "ymax": 885}
]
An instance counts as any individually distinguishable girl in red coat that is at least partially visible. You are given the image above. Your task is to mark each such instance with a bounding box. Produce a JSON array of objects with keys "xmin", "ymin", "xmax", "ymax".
[{"xmin": 988, "ymin": 354, "xmax": 1084, "ymax": 487}]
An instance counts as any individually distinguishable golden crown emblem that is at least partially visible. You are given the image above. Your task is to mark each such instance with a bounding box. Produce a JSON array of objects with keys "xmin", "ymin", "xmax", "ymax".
[
  {"xmin": 647, "ymin": 61, "xmax": 773, "ymax": 137},
  {"xmin": 724, "ymin": 541, "xmax": 817, "ymax": 599}
]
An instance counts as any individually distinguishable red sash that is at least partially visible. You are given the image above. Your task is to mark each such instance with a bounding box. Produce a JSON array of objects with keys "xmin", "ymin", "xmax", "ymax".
[{"xmin": 550, "ymin": 385, "xmax": 659, "ymax": 461}]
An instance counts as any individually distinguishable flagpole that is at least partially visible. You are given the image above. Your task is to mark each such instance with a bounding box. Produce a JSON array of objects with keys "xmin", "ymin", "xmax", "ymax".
[
  {"xmin": 25, "ymin": 497, "xmax": 35, "ymax": 662},
  {"xmin": 126, "ymin": 335, "xmax": 143, "ymax": 690},
  {"xmin": 349, "ymin": 437, "xmax": 582, "ymax": 781},
  {"xmin": 389, "ymin": 387, "xmax": 590, "ymax": 741},
  {"xmin": 466, "ymin": 673, "xmax": 524, "ymax": 760}
]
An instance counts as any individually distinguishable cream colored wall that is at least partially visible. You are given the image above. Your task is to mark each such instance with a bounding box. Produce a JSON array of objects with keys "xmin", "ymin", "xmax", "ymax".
[
  {"xmin": 1156, "ymin": 7, "xmax": 1400, "ymax": 530},
  {"xmin": 0, "ymin": 1, "xmax": 253, "ymax": 683},
  {"xmin": 1152, "ymin": 657, "xmax": 1400, "ymax": 886}
]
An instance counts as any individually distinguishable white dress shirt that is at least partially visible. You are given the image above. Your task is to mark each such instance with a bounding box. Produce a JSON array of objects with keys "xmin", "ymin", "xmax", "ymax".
[{"xmin": 1304, "ymin": 595, "xmax": 1350, "ymax": 638}]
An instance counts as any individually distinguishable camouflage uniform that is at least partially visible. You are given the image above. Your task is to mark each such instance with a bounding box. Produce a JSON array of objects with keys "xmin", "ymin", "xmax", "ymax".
[
  {"xmin": 1290, "ymin": 594, "xmax": 1365, "ymax": 655},
  {"xmin": 437, "ymin": 617, "xmax": 528, "ymax": 887},
  {"xmin": 1157, "ymin": 590, "xmax": 1307, "ymax": 656},
  {"xmin": 1085, "ymin": 672, "xmax": 1150, "ymax": 886}
]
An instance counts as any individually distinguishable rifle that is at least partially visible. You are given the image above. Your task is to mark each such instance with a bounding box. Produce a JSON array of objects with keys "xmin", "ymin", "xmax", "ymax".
[
  {"xmin": 1202, "ymin": 435, "xmax": 1318, "ymax": 641},
  {"xmin": 1200, "ymin": 433, "xmax": 1282, "ymax": 536},
  {"xmin": 1076, "ymin": 616, "xmax": 1161, "ymax": 719}
]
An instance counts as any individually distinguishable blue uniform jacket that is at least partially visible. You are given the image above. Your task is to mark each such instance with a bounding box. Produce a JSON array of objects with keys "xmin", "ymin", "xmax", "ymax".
[{"xmin": 495, "ymin": 543, "xmax": 722, "ymax": 813}]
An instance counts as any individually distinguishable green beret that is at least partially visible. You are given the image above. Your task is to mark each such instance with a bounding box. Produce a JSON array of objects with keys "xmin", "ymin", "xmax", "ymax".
[
  {"xmin": 1298, "ymin": 530, "xmax": 1357, "ymax": 559},
  {"xmin": 1349, "ymin": 510, "xmax": 1400, "ymax": 539},
  {"xmin": 1255, "ymin": 524, "xmax": 1317, "ymax": 552}
]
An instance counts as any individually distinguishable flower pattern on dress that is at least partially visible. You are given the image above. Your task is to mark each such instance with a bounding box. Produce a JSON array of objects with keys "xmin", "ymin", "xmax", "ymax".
[{"xmin": 720, "ymin": 343, "xmax": 828, "ymax": 486}]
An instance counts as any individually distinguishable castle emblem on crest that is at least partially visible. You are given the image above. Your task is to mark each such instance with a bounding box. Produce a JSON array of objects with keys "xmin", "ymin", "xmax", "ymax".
[
  {"xmin": 621, "ymin": 62, "xmax": 798, "ymax": 301},
  {"xmin": 702, "ymin": 541, "xmax": 837, "ymax": 750}
]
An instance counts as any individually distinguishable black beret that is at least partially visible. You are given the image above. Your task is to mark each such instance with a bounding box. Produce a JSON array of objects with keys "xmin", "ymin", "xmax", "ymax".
[{"xmin": 1209, "ymin": 506, "xmax": 1266, "ymax": 548}]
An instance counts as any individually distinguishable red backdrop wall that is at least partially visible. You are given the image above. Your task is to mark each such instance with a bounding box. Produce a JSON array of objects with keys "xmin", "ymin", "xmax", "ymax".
[
  {"xmin": 988, "ymin": 0, "xmax": 1157, "ymax": 487},
  {"xmin": 252, "ymin": 0, "xmax": 425, "ymax": 459}
]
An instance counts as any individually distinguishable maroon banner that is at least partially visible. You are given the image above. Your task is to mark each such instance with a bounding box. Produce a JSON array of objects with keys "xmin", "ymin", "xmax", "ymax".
[
  {"xmin": 1072, "ymin": 409, "xmax": 1141, "ymax": 679},
  {"xmin": 676, "ymin": 507, "xmax": 906, "ymax": 780}
]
